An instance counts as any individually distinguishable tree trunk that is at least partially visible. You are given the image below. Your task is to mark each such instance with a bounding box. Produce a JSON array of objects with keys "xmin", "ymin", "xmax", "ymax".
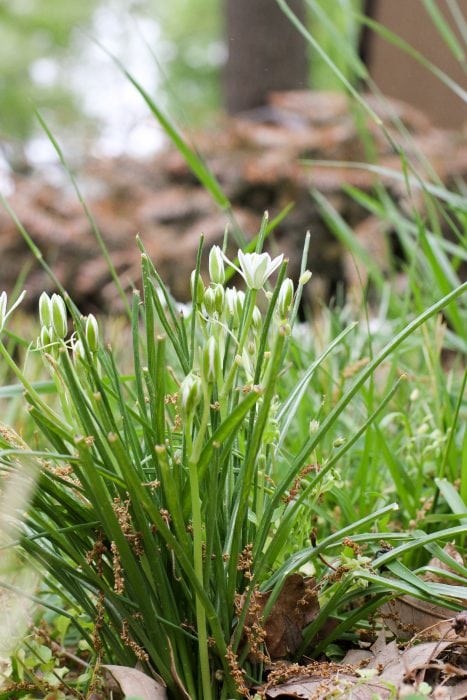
[{"xmin": 223, "ymin": 0, "xmax": 309, "ymax": 114}]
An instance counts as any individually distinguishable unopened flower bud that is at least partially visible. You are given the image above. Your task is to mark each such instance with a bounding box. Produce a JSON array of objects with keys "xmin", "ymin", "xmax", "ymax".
[
  {"xmin": 190, "ymin": 270, "xmax": 204, "ymax": 305},
  {"xmin": 299, "ymin": 270, "xmax": 312, "ymax": 286},
  {"xmin": 202, "ymin": 336, "xmax": 220, "ymax": 384},
  {"xmin": 51, "ymin": 294, "xmax": 67, "ymax": 339},
  {"xmin": 225, "ymin": 288, "xmax": 235, "ymax": 317},
  {"xmin": 179, "ymin": 373, "xmax": 202, "ymax": 418},
  {"xmin": 278, "ymin": 278, "xmax": 294, "ymax": 318},
  {"xmin": 73, "ymin": 338, "xmax": 85, "ymax": 363},
  {"xmin": 309, "ymin": 419, "xmax": 320, "ymax": 435},
  {"xmin": 209, "ymin": 246, "xmax": 225, "ymax": 285},
  {"xmin": 203, "ymin": 287, "xmax": 216, "ymax": 316},
  {"xmin": 252, "ymin": 306, "xmax": 262, "ymax": 331},
  {"xmin": 213, "ymin": 284, "xmax": 225, "ymax": 314},
  {"xmin": 39, "ymin": 292, "xmax": 52, "ymax": 327},
  {"xmin": 235, "ymin": 290, "xmax": 245, "ymax": 320},
  {"xmin": 85, "ymin": 314, "xmax": 99, "ymax": 353},
  {"xmin": 39, "ymin": 325, "xmax": 53, "ymax": 349}
]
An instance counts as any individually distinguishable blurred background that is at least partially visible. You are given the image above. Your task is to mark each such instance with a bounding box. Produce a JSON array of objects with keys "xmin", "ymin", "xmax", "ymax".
[
  {"xmin": 1, "ymin": 0, "xmax": 362, "ymax": 169},
  {"xmin": 1, "ymin": 1, "xmax": 465, "ymax": 170},
  {"xmin": 0, "ymin": 0, "xmax": 465, "ymax": 309}
]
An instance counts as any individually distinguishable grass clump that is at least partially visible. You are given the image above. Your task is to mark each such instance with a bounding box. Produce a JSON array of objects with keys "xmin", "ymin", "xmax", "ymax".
[
  {"xmin": 0, "ymin": 4, "xmax": 466, "ymax": 694},
  {"xmin": 0, "ymin": 211, "xmax": 465, "ymax": 698}
]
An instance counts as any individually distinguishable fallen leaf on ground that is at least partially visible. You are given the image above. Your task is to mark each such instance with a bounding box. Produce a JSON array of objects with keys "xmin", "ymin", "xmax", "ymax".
[
  {"xmin": 241, "ymin": 573, "xmax": 320, "ymax": 659},
  {"xmin": 103, "ymin": 665, "xmax": 167, "ymax": 699},
  {"xmin": 381, "ymin": 595, "xmax": 455, "ymax": 640},
  {"xmin": 263, "ymin": 624, "xmax": 467, "ymax": 698},
  {"xmin": 265, "ymin": 672, "xmax": 394, "ymax": 698}
]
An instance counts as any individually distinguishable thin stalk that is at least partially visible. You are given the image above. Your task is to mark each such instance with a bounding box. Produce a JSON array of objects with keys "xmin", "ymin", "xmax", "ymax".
[
  {"xmin": 187, "ymin": 387, "xmax": 213, "ymax": 700},
  {"xmin": 220, "ymin": 289, "xmax": 257, "ymax": 402}
]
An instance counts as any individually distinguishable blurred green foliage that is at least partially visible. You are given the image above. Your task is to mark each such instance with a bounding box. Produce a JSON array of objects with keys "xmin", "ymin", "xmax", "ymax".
[
  {"xmin": 0, "ymin": 0, "xmax": 363, "ymax": 162},
  {"xmin": 152, "ymin": 0, "xmax": 223, "ymax": 125},
  {"xmin": 309, "ymin": 0, "xmax": 364, "ymax": 90},
  {"xmin": 0, "ymin": 0, "xmax": 96, "ymax": 151}
]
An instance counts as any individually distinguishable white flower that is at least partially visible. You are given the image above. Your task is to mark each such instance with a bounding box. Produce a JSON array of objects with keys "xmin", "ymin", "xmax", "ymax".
[
  {"xmin": 223, "ymin": 250, "xmax": 284, "ymax": 291},
  {"xmin": 238, "ymin": 250, "xmax": 283, "ymax": 290}
]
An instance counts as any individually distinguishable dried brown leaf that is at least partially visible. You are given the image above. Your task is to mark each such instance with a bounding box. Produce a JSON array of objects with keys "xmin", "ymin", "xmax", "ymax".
[
  {"xmin": 103, "ymin": 665, "xmax": 167, "ymax": 699},
  {"xmin": 381, "ymin": 595, "xmax": 455, "ymax": 640},
  {"xmin": 242, "ymin": 573, "xmax": 319, "ymax": 660},
  {"xmin": 372, "ymin": 641, "xmax": 452, "ymax": 685},
  {"xmin": 265, "ymin": 672, "xmax": 394, "ymax": 698}
]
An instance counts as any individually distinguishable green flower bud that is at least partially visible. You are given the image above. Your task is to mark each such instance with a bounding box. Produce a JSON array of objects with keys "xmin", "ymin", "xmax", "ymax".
[
  {"xmin": 179, "ymin": 373, "xmax": 202, "ymax": 418},
  {"xmin": 252, "ymin": 306, "xmax": 262, "ymax": 331},
  {"xmin": 235, "ymin": 290, "xmax": 245, "ymax": 321},
  {"xmin": 202, "ymin": 336, "xmax": 221, "ymax": 384},
  {"xmin": 309, "ymin": 419, "xmax": 320, "ymax": 435},
  {"xmin": 39, "ymin": 292, "xmax": 52, "ymax": 327},
  {"xmin": 299, "ymin": 270, "xmax": 312, "ymax": 286},
  {"xmin": 51, "ymin": 294, "xmax": 67, "ymax": 339},
  {"xmin": 190, "ymin": 270, "xmax": 204, "ymax": 305},
  {"xmin": 85, "ymin": 314, "xmax": 99, "ymax": 353},
  {"xmin": 278, "ymin": 278, "xmax": 294, "ymax": 318},
  {"xmin": 213, "ymin": 284, "xmax": 225, "ymax": 314},
  {"xmin": 73, "ymin": 338, "xmax": 85, "ymax": 363},
  {"xmin": 225, "ymin": 288, "xmax": 237, "ymax": 324},
  {"xmin": 203, "ymin": 287, "xmax": 216, "ymax": 316},
  {"xmin": 39, "ymin": 325, "xmax": 53, "ymax": 349},
  {"xmin": 209, "ymin": 245, "xmax": 225, "ymax": 285}
]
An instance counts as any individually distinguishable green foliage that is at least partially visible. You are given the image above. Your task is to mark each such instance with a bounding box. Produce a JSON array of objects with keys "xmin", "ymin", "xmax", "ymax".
[
  {"xmin": 1, "ymin": 2, "xmax": 467, "ymax": 697},
  {"xmin": 307, "ymin": 0, "xmax": 365, "ymax": 90},
  {"xmin": 0, "ymin": 222, "xmax": 465, "ymax": 697},
  {"xmin": 0, "ymin": 0, "xmax": 96, "ymax": 150},
  {"xmin": 152, "ymin": 0, "xmax": 223, "ymax": 124}
]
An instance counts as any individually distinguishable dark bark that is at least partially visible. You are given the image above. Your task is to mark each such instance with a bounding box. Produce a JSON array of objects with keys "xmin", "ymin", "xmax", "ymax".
[
  {"xmin": 223, "ymin": 0, "xmax": 309, "ymax": 114},
  {"xmin": 358, "ymin": 0, "xmax": 377, "ymax": 65}
]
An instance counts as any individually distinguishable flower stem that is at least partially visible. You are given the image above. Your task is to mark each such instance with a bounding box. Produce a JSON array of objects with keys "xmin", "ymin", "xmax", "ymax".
[
  {"xmin": 187, "ymin": 387, "xmax": 213, "ymax": 700},
  {"xmin": 220, "ymin": 290, "xmax": 257, "ymax": 402}
]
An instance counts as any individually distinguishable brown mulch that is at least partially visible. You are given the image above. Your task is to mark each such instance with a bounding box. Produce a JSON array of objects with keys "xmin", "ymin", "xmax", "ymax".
[{"xmin": 1, "ymin": 90, "xmax": 466, "ymax": 313}]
